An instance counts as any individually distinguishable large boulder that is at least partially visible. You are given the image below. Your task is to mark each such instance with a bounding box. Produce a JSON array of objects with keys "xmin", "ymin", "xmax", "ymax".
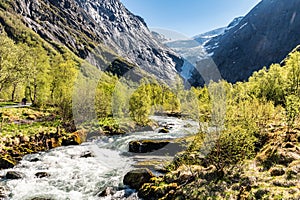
[
  {"xmin": 123, "ymin": 168, "xmax": 154, "ymax": 190},
  {"xmin": 129, "ymin": 140, "xmax": 170, "ymax": 153}
]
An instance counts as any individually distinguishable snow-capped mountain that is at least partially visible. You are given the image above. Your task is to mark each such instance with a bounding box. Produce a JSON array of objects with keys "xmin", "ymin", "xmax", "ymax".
[
  {"xmin": 152, "ymin": 17, "xmax": 243, "ymax": 81},
  {"xmin": 189, "ymin": 0, "xmax": 300, "ymax": 86}
]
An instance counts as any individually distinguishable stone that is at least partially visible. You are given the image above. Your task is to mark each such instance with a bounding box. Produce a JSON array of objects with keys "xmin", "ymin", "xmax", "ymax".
[
  {"xmin": 98, "ymin": 187, "xmax": 116, "ymax": 197},
  {"xmin": 158, "ymin": 128, "xmax": 169, "ymax": 133},
  {"xmin": 5, "ymin": 171, "xmax": 25, "ymax": 179},
  {"xmin": 35, "ymin": 172, "xmax": 50, "ymax": 178},
  {"xmin": 123, "ymin": 168, "xmax": 154, "ymax": 190},
  {"xmin": 255, "ymin": 189, "xmax": 270, "ymax": 199},
  {"xmin": 270, "ymin": 167, "xmax": 285, "ymax": 176},
  {"xmin": 80, "ymin": 151, "xmax": 95, "ymax": 158},
  {"xmin": 29, "ymin": 158, "xmax": 40, "ymax": 162},
  {"xmin": 129, "ymin": 140, "xmax": 170, "ymax": 153},
  {"xmin": 61, "ymin": 134, "xmax": 82, "ymax": 146},
  {"xmin": 0, "ymin": 157, "xmax": 15, "ymax": 169}
]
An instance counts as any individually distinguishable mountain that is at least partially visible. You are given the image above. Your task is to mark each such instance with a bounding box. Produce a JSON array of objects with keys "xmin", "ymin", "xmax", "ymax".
[
  {"xmin": 151, "ymin": 31, "xmax": 172, "ymax": 43},
  {"xmin": 0, "ymin": 0, "xmax": 183, "ymax": 83},
  {"xmin": 189, "ymin": 0, "xmax": 300, "ymax": 86},
  {"xmin": 193, "ymin": 17, "xmax": 243, "ymax": 47},
  {"xmin": 157, "ymin": 17, "xmax": 242, "ymax": 81}
]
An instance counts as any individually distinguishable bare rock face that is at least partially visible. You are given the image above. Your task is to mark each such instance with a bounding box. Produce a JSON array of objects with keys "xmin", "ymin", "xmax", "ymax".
[
  {"xmin": 189, "ymin": 0, "xmax": 300, "ymax": 86},
  {"xmin": 8, "ymin": 0, "xmax": 183, "ymax": 83}
]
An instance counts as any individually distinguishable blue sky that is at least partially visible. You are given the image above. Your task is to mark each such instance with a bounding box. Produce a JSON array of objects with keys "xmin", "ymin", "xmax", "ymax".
[{"xmin": 121, "ymin": 0, "xmax": 261, "ymax": 37}]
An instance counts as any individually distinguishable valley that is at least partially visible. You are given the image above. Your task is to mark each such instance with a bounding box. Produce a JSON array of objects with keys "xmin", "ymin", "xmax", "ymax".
[{"xmin": 0, "ymin": 0, "xmax": 300, "ymax": 199}]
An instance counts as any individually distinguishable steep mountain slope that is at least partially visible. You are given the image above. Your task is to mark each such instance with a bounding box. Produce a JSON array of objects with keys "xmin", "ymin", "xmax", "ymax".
[
  {"xmin": 190, "ymin": 0, "xmax": 300, "ymax": 85},
  {"xmin": 1, "ymin": 0, "xmax": 182, "ymax": 83}
]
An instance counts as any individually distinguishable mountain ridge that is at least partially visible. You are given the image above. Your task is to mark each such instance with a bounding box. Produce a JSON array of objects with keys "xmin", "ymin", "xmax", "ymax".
[
  {"xmin": 1, "ymin": 0, "xmax": 183, "ymax": 84},
  {"xmin": 189, "ymin": 0, "xmax": 300, "ymax": 85}
]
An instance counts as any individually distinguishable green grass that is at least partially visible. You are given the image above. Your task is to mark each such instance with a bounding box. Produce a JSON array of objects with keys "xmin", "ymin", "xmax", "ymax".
[
  {"xmin": 0, "ymin": 107, "xmax": 61, "ymax": 137},
  {"xmin": 0, "ymin": 102, "xmax": 17, "ymax": 107}
]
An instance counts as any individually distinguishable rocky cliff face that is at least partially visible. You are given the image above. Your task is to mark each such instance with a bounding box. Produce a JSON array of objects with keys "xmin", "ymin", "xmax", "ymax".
[
  {"xmin": 189, "ymin": 0, "xmax": 300, "ymax": 86},
  {"xmin": 7, "ymin": 0, "xmax": 183, "ymax": 83}
]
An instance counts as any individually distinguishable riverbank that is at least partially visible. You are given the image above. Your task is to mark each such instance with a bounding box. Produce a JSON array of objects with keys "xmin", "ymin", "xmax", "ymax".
[
  {"xmin": 0, "ymin": 107, "xmax": 87, "ymax": 170},
  {"xmin": 125, "ymin": 126, "xmax": 300, "ymax": 199}
]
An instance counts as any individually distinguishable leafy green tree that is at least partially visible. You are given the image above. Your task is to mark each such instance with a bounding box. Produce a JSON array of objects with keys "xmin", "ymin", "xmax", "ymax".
[
  {"xmin": 129, "ymin": 83, "xmax": 151, "ymax": 126},
  {"xmin": 0, "ymin": 33, "xmax": 18, "ymax": 92},
  {"xmin": 285, "ymin": 94, "xmax": 300, "ymax": 132},
  {"xmin": 248, "ymin": 64, "xmax": 287, "ymax": 105},
  {"xmin": 95, "ymin": 75, "xmax": 118, "ymax": 118},
  {"xmin": 50, "ymin": 53, "xmax": 78, "ymax": 119},
  {"xmin": 286, "ymin": 51, "xmax": 300, "ymax": 95},
  {"xmin": 25, "ymin": 45, "xmax": 50, "ymax": 106}
]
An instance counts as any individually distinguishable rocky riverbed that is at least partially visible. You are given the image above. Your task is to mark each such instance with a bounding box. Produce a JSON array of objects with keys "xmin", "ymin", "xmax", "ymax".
[{"xmin": 0, "ymin": 116, "xmax": 199, "ymax": 199}]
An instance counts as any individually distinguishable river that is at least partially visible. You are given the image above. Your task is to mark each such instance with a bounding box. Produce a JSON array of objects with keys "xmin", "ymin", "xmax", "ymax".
[{"xmin": 0, "ymin": 116, "xmax": 199, "ymax": 200}]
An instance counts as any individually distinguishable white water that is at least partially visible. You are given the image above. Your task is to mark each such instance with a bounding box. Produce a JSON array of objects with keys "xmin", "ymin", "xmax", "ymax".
[{"xmin": 0, "ymin": 116, "xmax": 199, "ymax": 200}]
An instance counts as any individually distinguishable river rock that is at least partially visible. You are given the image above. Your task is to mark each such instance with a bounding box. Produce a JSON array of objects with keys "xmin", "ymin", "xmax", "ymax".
[
  {"xmin": 5, "ymin": 171, "xmax": 25, "ymax": 179},
  {"xmin": 98, "ymin": 187, "xmax": 116, "ymax": 197},
  {"xmin": 61, "ymin": 134, "xmax": 82, "ymax": 146},
  {"xmin": 0, "ymin": 185, "xmax": 9, "ymax": 200},
  {"xmin": 129, "ymin": 140, "xmax": 170, "ymax": 153},
  {"xmin": 123, "ymin": 168, "xmax": 154, "ymax": 190},
  {"xmin": 80, "ymin": 151, "xmax": 95, "ymax": 158},
  {"xmin": 158, "ymin": 128, "xmax": 169, "ymax": 133},
  {"xmin": 0, "ymin": 157, "xmax": 15, "ymax": 169},
  {"xmin": 35, "ymin": 172, "xmax": 50, "ymax": 178},
  {"xmin": 29, "ymin": 158, "xmax": 40, "ymax": 162}
]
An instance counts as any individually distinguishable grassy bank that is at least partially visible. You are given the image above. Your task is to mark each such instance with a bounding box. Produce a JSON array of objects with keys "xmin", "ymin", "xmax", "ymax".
[{"xmin": 0, "ymin": 107, "xmax": 85, "ymax": 169}]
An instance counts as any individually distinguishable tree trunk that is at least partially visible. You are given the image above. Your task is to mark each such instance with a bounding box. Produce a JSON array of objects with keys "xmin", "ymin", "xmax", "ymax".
[{"xmin": 11, "ymin": 83, "xmax": 17, "ymax": 102}]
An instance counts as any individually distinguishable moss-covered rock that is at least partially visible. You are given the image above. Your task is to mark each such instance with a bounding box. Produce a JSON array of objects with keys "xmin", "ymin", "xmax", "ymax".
[
  {"xmin": 123, "ymin": 168, "xmax": 154, "ymax": 190},
  {"xmin": 128, "ymin": 140, "xmax": 170, "ymax": 153}
]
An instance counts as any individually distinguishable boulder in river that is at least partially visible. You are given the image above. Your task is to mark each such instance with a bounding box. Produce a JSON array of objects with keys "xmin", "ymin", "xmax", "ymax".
[
  {"xmin": 5, "ymin": 171, "xmax": 25, "ymax": 179},
  {"xmin": 0, "ymin": 157, "xmax": 15, "ymax": 169},
  {"xmin": 158, "ymin": 128, "xmax": 169, "ymax": 133},
  {"xmin": 123, "ymin": 168, "xmax": 154, "ymax": 190},
  {"xmin": 80, "ymin": 151, "xmax": 95, "ymax": 158},
  {"xmin": 35, "ymin": 172, "xmax": 50, "ymax": 178},
  {"xmin": 129, "ymin": 140, "xmax": 170, "ymax": 153}
]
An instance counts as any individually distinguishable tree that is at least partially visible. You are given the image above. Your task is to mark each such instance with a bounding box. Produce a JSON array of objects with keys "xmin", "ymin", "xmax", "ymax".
[
  {"xmin": 50, "ymin": 53, "xmax": 78, "ymax": 119},
  {"xmin": 9, "ymin": 43, "xmax": 31, "ymax": 101},
  {"xmin": 25, "ymin": 45, "xmax": 50, "ymax": 106},
  {"xmin": 0, "ymin": 33, "xmax": 18, "ymax": 93},
  {"xmin": 285, "ymin": 94, "xmax": 300, "ymax": 132},
  {"xmin": 286, "ymin": 51, "xmax": 300, "ymax": 95},
  {"xmin": 129, "ymin": 83, "xmax": 151, "ymax": 126}
]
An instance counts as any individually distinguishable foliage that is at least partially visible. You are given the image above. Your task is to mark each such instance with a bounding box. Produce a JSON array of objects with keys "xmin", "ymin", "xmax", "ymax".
[
  {"xmin": 203, "ymin": 125, "xmax": 257, "ymax": 172},
  {"xmin": 285, "ymin": 94, "xmax": 300, "ymax": 131}
]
